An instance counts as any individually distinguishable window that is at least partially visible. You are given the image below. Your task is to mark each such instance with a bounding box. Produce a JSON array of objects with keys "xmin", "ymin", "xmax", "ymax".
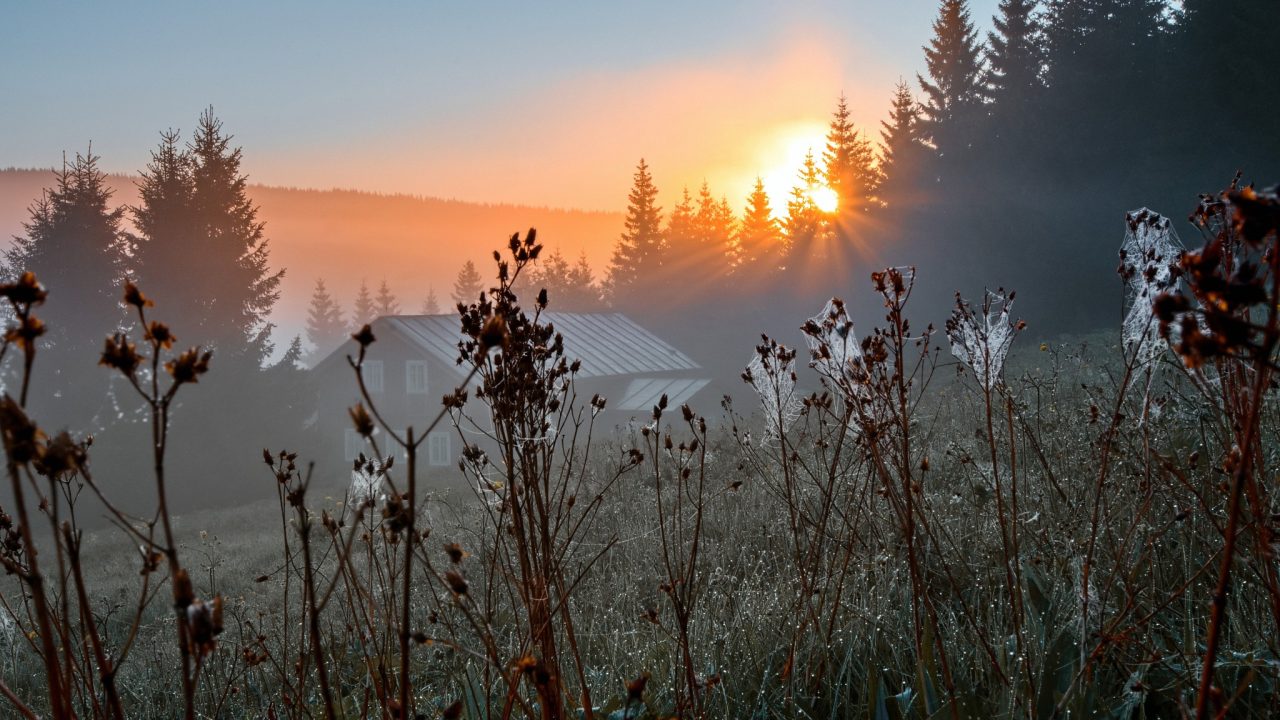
[
  {"xmin": 406, "ymin": 361, "xmax": 427, "ymax": 394},
  {"xmin": 363, "ymin": 360, "xmax": 384, "ymax": 393},
  {"xmin": 428, "ymin": 432, "xmax": 451, "ymax": 467},
  {"xmin": 344, "ymin": 429, "xmax": 363, "ymax": 462}
]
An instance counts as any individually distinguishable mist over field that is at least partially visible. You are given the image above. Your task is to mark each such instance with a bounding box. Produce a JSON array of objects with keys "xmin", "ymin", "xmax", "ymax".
[{"xmin": 1, "ymin": 2, "xmax": 1278, "ymax": 718}]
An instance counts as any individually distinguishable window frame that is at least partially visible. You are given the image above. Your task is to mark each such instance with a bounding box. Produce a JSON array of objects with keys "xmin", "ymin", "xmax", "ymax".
[
  {"xmin": 428, "ymin": 432, "xmax": 451, "ymax": 467},
  {"xmin": 364, "ymin": 360, "xmax": 384, "ymax": 393},
  {"xmin": 406, "ymin": 360, "xmax": 428, "ymax": 395}
]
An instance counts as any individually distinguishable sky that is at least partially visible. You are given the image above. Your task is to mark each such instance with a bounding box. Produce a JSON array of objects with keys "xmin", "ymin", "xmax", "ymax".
[{"xmin": 1, "ymin": 1, "xmax": 999, "ymax": 212}]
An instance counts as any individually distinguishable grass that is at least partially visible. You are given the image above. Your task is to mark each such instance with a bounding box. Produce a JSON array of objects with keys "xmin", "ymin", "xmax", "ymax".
[{"xmin": 0, "ymin": 191, "xmax": 1278, "ymax": 719}]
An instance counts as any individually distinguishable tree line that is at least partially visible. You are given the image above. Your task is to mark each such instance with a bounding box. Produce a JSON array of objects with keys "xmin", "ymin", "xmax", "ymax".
[
  {"xmin": 599, "ymin": 0, "xmax": 1279, "ymax": 337},
  {"xmin": 310, "ymin": 0, "xmax": 1278, "ymax": 365},
  {"xmin": 4, "ymin": 109, "xmax": 307, "ymax": 510}
]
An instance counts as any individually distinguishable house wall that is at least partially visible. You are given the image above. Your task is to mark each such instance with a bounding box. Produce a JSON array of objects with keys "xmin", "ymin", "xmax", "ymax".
[
  {"xmin": 312, "ymin": 335, "xmax": 466, "ymax": 483},
  {"xmin": 309, "ymin": 321, "xmax": 720, "ymax": 495}
]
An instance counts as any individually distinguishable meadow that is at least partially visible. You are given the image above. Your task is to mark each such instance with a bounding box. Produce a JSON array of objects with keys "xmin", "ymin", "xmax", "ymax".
[{"xmin": 0, "ymin": 186, "xmax": 1278, "ymax": 720}]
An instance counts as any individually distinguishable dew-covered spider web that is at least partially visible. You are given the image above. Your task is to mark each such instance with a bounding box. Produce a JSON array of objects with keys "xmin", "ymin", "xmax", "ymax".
[
  {"xmin": 744, "ymin": 341, "xmax": 801, "ymax": 442},
  {"xmin": 947, "ymin": 290, "xmax": 1018, "ymax": 392},
  {"xmin": 804, "ymin": 298, "xmax": 862, "ymax": 384},
  {"xmin": 1119, "ymin": 208, "xmax": 1184, "ymax": 368}
]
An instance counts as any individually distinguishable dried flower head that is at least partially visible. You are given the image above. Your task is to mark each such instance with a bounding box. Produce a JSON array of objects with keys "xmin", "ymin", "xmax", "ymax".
[
  {"xmin": 743, "ymin": 336, "xmax": 801, "ymax": 441},
  {"xmin": 99, "ymin": 333, "xmax": 143, "ymax": 376},
  {"xmin": 165, "ymin": 348, "xmax": 212, "ymax": 384},
  {"xmin": 946, "ymin": 289, "xmax": 1020, "ymax": 392},
  {"xmin": 1, "ymin": 272, "xmax": 48, "ymax": 306},
  {"xmin": 122, "ymin": 281, "xmax": 153, "ymax": 309}
]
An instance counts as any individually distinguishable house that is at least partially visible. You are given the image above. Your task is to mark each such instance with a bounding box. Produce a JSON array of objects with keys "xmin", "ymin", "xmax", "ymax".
[{"xmin": 309, "ymin": 312, "xmax": 714, "ymax": 473}]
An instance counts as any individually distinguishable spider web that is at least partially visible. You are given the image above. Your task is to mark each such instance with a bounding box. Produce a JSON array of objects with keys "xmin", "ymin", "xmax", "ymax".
[
  {"xmin": 805, "ymin": 297, "xmax": 862, "ymax": 384},
  {"xmin": 745, "ymin": 345, "xmax": 801, "ymax": 441},
  {"xmin": 1119, "ymin": 208, "xmax": 1184, "ymax": 367},
  {"xmin": 947, "ymin": 290, "xmax": 1018, "ymax": 392}
]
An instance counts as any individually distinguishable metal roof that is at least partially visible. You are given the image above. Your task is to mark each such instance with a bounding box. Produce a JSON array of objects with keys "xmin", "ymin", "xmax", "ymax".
[
  {"xmin": 381, "ymin": 313, "xmax": 701, "ymax": 379},
  {"xmin": 615, "ymin": 377, "xmax": 711, "ymax": 411}
]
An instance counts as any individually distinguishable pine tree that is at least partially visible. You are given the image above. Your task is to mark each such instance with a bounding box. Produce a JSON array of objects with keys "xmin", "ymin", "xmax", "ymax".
[
  {"xmin": 375, "ymin": 279, "xmax": 399, "ymax": 317},
  {"xmin": 132, "ymin": 129, "xmax": 196, "ymax": 319},
  {"xmin": 606, "ymin": 159, "xmax": 666, "ymax": 308},
  {"xmin": 694, "ymin": 183, "xmax": 736, "ymax": 251},
  {"xmin": 736, "ymin": 177, "xmax": 784, "ymax": 277},
  {"xmin": 984, "ymin": 0, "xmax": 1045, "ymax": 106},
  {"xmin": 1038, "ymin": 0, "xmax": 1170, "ymax": 176},
  {"xmin": 564, "ymin": 253, "xmax": 599, "ymax": 310},
  {"xmin": 530, "ymin": 248, "xmax": 601, "ymax": 311},
  {"xmin": 823, "ymin": 95, "xmax": 881, "ymax": 215},
  {"xmin": 304, "ymin": 278, "xmax": 346, "ymax": 359},
  {"xmin": 530, "ymin": 248, "xmax": 573, "ymax": 308},
  {"xmin": 665, "ymin": 187, "xmax": 697, "ymax": 258},
  {"xmin": 917, "ymin": 0, "xmax": 986, "ymax": 156},
  {"xmin": 686, "ymin": 180, "xmax": 737, "ymax": 279},
  {"xmin": 6, "ymin": 150, "xmax": 128, "ymax": 424},
  {"xmin": 186, "ymin": 108, "xmax": 283, "ymax": 366},
  {"xmin": 420, "ymin": 287, "xmax": 441, "ymax": 314},
  {"xmin": 353, "ymin": 280, "xmax": 375, "ymax": 326},
  {"xmin": 1173, "ymin": 0, "xmax": 1280, "ymax": 165},
  {"xmin": 717, "ymin": 196, "xmax": 741, "ymax": 271},
  {"xmin": 452, "ymin": 260, "xmax": 484, "ymax": 307},
  {"xmin": 783, "ymin": 150, "xmax": 825, "ymax": 263},
  {"xmin": 879, "ymin": 81, "xmax": 929, "ymax": 206}
]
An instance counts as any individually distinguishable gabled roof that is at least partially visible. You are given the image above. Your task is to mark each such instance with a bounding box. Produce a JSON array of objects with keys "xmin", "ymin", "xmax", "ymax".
[
  {"xmin": 379, "ymin": 312, "xmax": 701, "ymax": 379},
  {"xmin": 616, "ymin": 377, "xmax": 711, "ymax": 410}
]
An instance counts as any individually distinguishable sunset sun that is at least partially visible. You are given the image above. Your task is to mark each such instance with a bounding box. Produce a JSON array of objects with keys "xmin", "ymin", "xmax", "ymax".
[
  {"xmin": 808, "ymin": 184, "xmax": 839, "ymax": 213},
  {"xmin": 754, "ymin": 122, "xmax": 833, "ymax": 218}
]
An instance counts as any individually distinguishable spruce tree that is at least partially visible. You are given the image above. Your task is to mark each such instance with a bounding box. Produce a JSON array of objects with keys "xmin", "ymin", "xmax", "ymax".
[
  {"xmin": 823, "ymin": 95, "xmax": 881, "ymax": 215},
  {"xmin": 530, "ymin": 248, "xmax": 573, "ymax": 309},
  {"xmin": 132, "ymin": 129, "xmax": 196, "ymax": 318},
  {"xmin": 564, "ymin": 253, "xmax": 599, "ymax": 310},
  {"xmin": 783, "ymin": 150, "xmax": 825, "ymax": 264},
  {"xmin": 6, "ymin": 150, "xmax": 128, "ymax": 425},
  {"xmin": 984, "ymin": 0, "xmax": 1045, "ymax": 106},
  {"xmin": 353, "ymin": 280, "xmax": 375, "ymax": 326},
  {"xmin": 420, "ymin": 287, "xmax": 441, "ymax": 314},
  {"xmin": 1038, "ymin": 0, "xmax": 1169, "ymax": 177},
  {"xmin": 694, "ymin": 183, "xmax": 736, "ymax": 251},
  {"xmin": 375, "ymin": 279, "xmax": 399, "ymax": 317},
  {"xmin": 1173, "ymin": 0, "xmax": 1280, "ymax": 167},
  {"xmin": 186, "ymin": 108, "xmax": 283, "ymax": 366},
  {"xmin": 879, "ymin": 81, "xmax": 928, "ymax": 206},
  {"xmin": 694, "ymin": 182, "xmax": 737, "ymax": 272},
  {"xmin": 917, "ymin": 0, "xmax": 985, "ymax": 156},
  {"xmin": 736, "ymin": 177, "xmax": 784, "ymax": 277},
  {"xmin": 305, "ymin": 278, "xmax": 346, "ymax": 359},
  {"xmin": 606, "ymin": 159, "xmax": 666, "ymax": 308},
  {"xmin": 717, "ymin": 196, "xmax": 741, "ymax": 271},
  {"xmin": 452, "ymin": 260, "xmax": 484, "ymax": 307},
  {"xmin": 665, "ymin": 187, "xmax": 697, "ymax": 259}
]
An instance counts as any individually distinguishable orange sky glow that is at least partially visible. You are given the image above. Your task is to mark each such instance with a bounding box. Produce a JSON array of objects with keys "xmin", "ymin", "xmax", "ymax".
[{"xmin": 254, "ymin": 30, "xmax": 885, "ymax": 217}]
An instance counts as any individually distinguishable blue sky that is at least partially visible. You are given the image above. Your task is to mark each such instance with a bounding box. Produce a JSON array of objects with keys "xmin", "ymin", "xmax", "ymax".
[{"xmin": 2, "ymin": 1, "xmax": 999, "ymax": 210}]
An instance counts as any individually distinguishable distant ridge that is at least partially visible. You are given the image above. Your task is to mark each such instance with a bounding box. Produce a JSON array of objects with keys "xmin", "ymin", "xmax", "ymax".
[{"xmin": 0, "ymin": 168, "xmax": 623, "ymax": 342}]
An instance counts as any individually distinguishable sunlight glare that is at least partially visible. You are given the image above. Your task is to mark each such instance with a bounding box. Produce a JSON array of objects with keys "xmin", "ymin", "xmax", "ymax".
[
  {"xmin": 808, "ymin": 185, "xmax": 838, "ymax": 213},
  {"xmin": 756, "ymin": 121, "xmax": 829, "ymax": 219}
]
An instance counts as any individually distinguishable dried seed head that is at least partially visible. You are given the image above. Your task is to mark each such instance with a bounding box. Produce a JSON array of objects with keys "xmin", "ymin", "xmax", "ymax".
[
  {"xmin": 99, "ymin": 333, "xmax": 143, "ymax": 376},
  {"xmin": 444, "ymin": 569, "xmax": 468, "ymax": 595},
  {"xmin": 165, "ymin": 348, "xmax": 212, "ymax": 384},
  {"xmin": 626, "ymin": 673, "xmax": 649, "ymax": 702},
  {"xmin": 173, "ymin": 568, "xmax": 195, "ymax": 608},
  {"xmin": 479, "ymin": 316, "xmax": 508, "ymax": 353},
  {"xmin": 444, "ymin": 542, "xmax": 466, "ymax": 564},
  {"xmin": 122, "ymin": 281, "xmax": 152, "ymax": 309},
  {"xmin": 352, "ymin": 324, "xmax": 376, "ymax": 347},
  {"xmin": 348, "ymin": 404, "xmax": 374, "ymax": 438}
]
